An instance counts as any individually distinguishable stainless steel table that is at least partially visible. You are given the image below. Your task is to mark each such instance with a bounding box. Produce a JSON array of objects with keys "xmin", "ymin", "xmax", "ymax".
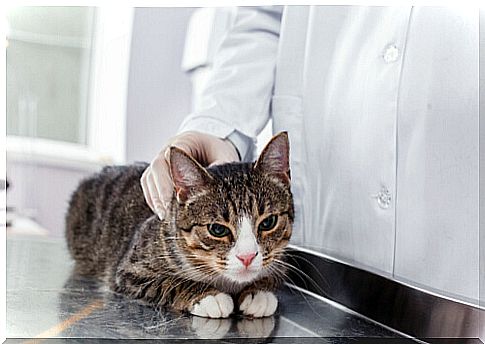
[{"xmin": 6, "ymin": 236, "xmax": 410, "ymax": 342}]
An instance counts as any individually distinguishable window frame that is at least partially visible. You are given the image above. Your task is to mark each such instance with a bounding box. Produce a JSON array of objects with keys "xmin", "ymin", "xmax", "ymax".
[{"xmin": 6, "ymin": 7, "xmax": 134, "ymax": 171}]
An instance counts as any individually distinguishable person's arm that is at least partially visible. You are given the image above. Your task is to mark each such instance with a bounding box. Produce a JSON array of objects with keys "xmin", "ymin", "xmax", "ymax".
[
  {"xmin": 179, "ymin": 6, "xmax": 283, "ymax": 161},
  {"xmin": 141, "ymin": 6, "xmax": 283, "ymax": 218}
]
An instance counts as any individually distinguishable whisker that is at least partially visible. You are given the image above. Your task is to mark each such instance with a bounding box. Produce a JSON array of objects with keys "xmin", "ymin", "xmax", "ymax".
[{"xmin": 265, "ymin": 261, "xmax": 329, "ymax": 321}]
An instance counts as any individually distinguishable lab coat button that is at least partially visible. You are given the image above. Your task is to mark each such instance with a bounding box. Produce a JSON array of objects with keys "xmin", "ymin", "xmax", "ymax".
[
  {"xmin": 376, "ymin": 188, "xmax": 392, "ymax": 209},
  {"xmin": 382, "ymin": 44, "xmax": 399, "ymax": 63}
]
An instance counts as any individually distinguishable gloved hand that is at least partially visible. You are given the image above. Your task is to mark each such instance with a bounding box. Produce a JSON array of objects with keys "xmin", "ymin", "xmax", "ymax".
[{"xmin": 141, "ymin": 131, "xmax": 240, "ymax": 220}]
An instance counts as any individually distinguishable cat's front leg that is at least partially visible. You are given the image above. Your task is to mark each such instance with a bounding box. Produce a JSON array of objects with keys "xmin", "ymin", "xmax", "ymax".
[
  {"xmin": 167, "ymin": 281, "xmax": 234, "ymax": 318},
  {"xmin": 114, "ymin": 266, "xmax": 234, "ymax": 318}
]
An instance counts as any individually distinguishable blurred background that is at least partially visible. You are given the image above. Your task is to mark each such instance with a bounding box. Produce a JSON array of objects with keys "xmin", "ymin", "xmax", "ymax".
[{"xmin": 6, "ymin": 6, "xmax": 270, "ymax": 237}]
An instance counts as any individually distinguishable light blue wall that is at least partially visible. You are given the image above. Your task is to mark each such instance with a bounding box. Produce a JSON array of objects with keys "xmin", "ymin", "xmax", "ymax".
[{"xmin": 125, "ymin": 7, "xmax": 195, "ymax": 163}]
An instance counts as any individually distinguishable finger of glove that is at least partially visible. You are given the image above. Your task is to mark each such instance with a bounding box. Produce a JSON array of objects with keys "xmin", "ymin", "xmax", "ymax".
[
  {"xmin": 140, "ymin": 168, "xmax": 155, "ymax": 212},
  {"xmin": 146, "ymin": 170, "xmax": 166, "ymax": 219},
  {"xmin": 207, "ymin": 140, "xmax": 240, "ymax": 167},
  {"xmin": 149, "ymin": 156, "xmax": 174, "ymax": 212}
]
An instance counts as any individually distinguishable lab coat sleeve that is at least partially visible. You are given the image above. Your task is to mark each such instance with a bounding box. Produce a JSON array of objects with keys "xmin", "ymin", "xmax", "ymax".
[{"xmin": 178, "ymin": 6, "xmax": 283, "ymax": 161}]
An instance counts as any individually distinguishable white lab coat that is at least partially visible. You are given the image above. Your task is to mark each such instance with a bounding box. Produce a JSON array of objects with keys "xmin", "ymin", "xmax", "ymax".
[{"xmin": 179, "ymin": 6, "xmax": 479, "ymax": 303}]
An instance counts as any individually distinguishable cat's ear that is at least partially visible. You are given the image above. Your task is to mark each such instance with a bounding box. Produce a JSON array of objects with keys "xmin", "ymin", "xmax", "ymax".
[
  {"xmin": 169, "ymin": 147, "xmax": 212, "ymax": 203},
  {"xmin": 254, "ymin": 131, "xmax": 290, "ymax": 185}
]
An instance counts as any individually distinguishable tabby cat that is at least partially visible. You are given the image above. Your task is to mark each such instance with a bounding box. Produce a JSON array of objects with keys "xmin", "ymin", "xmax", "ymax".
[{"xmin": 66, "ymin": 132, "xmax": 294, "ymax": 318}]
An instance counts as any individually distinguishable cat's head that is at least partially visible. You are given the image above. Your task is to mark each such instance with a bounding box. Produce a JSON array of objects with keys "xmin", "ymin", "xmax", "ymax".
[{"xmin": 169, "ymin": 132, "xmax": 294, "ymax": 288}]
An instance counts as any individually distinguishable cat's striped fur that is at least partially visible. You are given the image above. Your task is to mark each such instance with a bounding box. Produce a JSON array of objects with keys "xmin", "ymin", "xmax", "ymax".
[{"xmin": 65, "ymin": 132, "xmax": 294, "ymax": 317}]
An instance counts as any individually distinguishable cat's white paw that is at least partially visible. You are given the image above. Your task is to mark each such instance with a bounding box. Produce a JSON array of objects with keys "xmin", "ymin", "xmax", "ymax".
[
  {"xmin": 190, "ymin": 293, "xmax": 234, "ymax": 318},
  {"xmin": 239, "ymin": 291, "xmax": 278, "ymax": 317}
]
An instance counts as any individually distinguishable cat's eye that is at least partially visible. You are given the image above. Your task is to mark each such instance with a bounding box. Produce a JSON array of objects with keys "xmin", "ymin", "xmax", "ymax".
[
  {"xmin": 258, "ymin": 215, "xmax": 278, "ymax": 232},
  {"xmin": 207, "ymin": 224, "xmax": 230, "ymax": 238}
]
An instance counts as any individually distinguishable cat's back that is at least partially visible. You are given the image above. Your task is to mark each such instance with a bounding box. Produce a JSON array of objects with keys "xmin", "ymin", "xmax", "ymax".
[{"xmin": 66, "ymin": 163, "xmax": 153, "ymax": 276}]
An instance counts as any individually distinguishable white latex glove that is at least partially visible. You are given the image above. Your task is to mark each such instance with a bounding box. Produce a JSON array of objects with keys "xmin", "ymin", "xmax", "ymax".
[{"xmin": 141, "ymin": 131, "xmax": 240, "ymax": 220}]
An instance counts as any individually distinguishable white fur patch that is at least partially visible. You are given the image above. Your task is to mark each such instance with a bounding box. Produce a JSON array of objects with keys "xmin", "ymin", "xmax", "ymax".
[
  {"xmin": 235, "ymin": 216, "xmax": 258, "ymax": 254},
  {"xmin": 239, "ymin": 291, "xmax": 278, "ymax": 317},
  {"xmin": 225, "ymin": 216, "xmax": 263, "ymax": 283},
  {"xmin": 190, "ymin": 293, "xmax": 234, "ymax": 318}
]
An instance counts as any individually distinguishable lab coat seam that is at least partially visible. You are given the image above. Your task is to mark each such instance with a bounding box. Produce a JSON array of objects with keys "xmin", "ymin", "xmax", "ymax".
[{"xmin": 392, "ymin": 6, "xmax": 414, "ymax": 278}]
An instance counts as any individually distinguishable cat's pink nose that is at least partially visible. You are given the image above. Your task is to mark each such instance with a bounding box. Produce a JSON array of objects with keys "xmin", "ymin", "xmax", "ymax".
[{"xmin": 236, "ymin": 252, "xmax": 257, "ymax": 268}]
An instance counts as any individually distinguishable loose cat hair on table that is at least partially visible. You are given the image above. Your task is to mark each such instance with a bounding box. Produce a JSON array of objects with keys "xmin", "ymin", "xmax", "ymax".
[{"xmin": 66, "ymin": 132, "xmax": 294, "ymax": 318}]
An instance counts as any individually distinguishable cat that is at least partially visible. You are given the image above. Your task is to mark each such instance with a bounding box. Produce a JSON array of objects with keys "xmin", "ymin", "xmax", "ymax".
[{"xmin": 65, "ymin": 132, "xmax": 294, "ymax": 318}]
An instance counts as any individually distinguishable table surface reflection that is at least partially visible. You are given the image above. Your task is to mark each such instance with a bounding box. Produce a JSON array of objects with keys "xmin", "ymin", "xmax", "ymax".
[{"xmin": 6, "ymin": 236, "xmax": 404, "ymax": 341}]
